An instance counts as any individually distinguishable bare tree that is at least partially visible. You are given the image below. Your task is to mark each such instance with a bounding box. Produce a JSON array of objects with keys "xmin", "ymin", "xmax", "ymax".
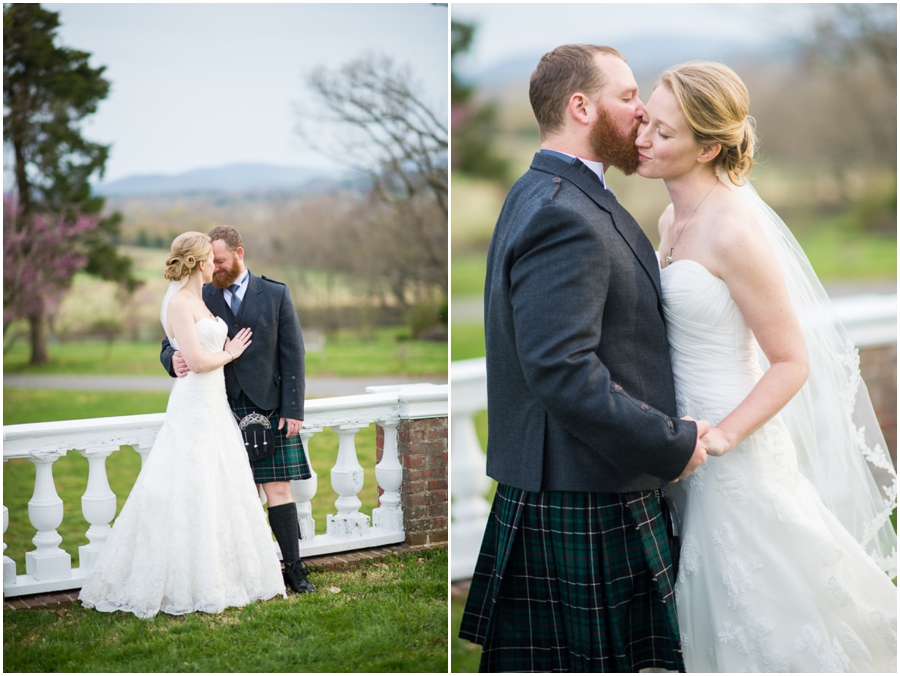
[
  {"xmin": 805, "ymin": 3, "xmax": 896, "ymax": 91},
  {"xmin": 294, "ymin": 52, "xmax": 448, "ymax": 331},
  {"xmin": 297, "ymin": 52, "xmax": 448, "ymax": 216}
]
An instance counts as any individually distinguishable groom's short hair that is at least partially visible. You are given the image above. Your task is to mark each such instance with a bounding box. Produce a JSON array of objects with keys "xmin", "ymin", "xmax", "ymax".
[
  {"xmin": 530, "ymin": 44, "xmax": 626, "ymax": 138},
  {"xmin": 208, "ymin": 225, "xmax": 243, "ymax": 252}
]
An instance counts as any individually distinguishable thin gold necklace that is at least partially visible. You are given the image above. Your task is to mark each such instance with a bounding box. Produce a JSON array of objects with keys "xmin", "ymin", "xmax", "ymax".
[{"xmin": 665, "ymin": 179, "xmax": 718, "ymax": 265}]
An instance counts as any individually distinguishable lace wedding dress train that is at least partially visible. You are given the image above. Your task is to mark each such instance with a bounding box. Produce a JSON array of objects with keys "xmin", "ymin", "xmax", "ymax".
[
  {"xmin": 661, "ymin": 259, "xmax": 896, "ymax": 672},
  {"xmin": 79, "ymin": 316, "xmax": 285, "ymax": 619}
]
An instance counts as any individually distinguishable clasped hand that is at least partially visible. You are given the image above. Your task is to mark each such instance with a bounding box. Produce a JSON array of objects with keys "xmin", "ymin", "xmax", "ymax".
[
  {"xmin": 673, "ymin": 417, "xmax": 734, "ymax": 482},
  {"xmin": 673, "ymin": 416, "xmax": 710, "ymax": 481},
  {"xmin": 699, "ymin": 426, "xmax": 731, "ymax": 457}
]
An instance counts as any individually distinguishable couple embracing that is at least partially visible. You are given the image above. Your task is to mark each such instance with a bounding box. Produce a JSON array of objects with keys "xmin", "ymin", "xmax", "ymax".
[
  {"xmin": 459, "ymin": 45, "xmax": 897, "ymax": 673},
  {"xmin": 80, "ymin": 226, "xmax": 314, "ymax": 618}
]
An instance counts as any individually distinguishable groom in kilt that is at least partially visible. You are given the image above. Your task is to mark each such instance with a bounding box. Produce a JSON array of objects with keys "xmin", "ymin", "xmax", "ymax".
[
  {"xmin": 161, "ymin": 225, "xmax": 314, "ymax": 594},
  {"xmin": 458, "ymin": 45, "xmax": 709, "ymax": 672}
]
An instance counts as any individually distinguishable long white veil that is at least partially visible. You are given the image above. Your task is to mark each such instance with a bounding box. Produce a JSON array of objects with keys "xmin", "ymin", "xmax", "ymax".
[
  {"xmin": 730, "ymin": 178, "xmax": 897, "ymax": 577},
  {"xmin": 160, "ymin": 278, "xmax": 188, "ymax": 347}
]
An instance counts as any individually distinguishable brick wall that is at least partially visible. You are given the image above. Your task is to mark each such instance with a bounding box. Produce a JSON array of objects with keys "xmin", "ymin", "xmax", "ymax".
[
  {"xmin": 376, "ymin": 416, "xmax": 448, "ymax": 546},
  {"xmin": 859, "ymin": 343, "xmax": 897, "ymax": 468}
]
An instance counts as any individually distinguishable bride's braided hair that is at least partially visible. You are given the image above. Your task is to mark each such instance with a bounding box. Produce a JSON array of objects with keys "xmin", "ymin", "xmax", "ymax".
[
  {"xmin": 164, "ymin": 232, "xmax": 212, "ymax": 282},
  {"xmin": 658, "ymin": 61, "xmax": 758, "ymax": 186}
]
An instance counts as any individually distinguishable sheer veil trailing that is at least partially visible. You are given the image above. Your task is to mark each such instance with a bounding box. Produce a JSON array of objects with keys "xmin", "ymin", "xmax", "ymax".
[
  {"xmin": 729, "ymin": 177, "xmax": 897, "ymax": 577},
  {"xmin": 160, "ymin": 278, "xmax": 189, "ymax": 348}
]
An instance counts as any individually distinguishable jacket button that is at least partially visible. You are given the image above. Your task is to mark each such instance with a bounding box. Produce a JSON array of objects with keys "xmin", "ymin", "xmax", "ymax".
[
  {"xmin": 641, "ymin": 403, "xmax": 649, "ymax": 411},
  {"xmin": 291, "ymin": 401, "xmax": 296, "ymax": 406},
  {"xmin": 612, "ymin": 384, "xmax": 622, "ymax": 392},
  {"xmin": 667, "ymin": 420, "xmax": 675, "ymax": 431},
  {"xmin": 291, "ymin": 376, "xmax": 296, "ymax": 380},
  {"xmin": 291, "ymin": 388, "xmax": 296, "ymax": 393}
]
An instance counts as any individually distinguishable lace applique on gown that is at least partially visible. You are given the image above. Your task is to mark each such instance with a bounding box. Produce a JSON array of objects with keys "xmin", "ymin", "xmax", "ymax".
[
  {"xmin": 662, "ymin": 260, "xmax": 897, "ymax": 672},
  {"xmin": 79, "ymin": 316, "xmax": 285, "ymax": 618}
]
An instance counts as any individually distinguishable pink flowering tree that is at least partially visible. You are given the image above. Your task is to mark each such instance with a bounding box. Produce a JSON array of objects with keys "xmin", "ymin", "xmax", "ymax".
[{"xmin": 3, "ymin": 197, "xmax": 99, "ymax": 363}]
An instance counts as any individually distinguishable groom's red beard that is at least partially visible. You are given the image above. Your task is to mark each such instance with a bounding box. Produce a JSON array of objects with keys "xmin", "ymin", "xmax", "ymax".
[
  {"xmin": 212, "ymin": 258, "xmax": 241, "ymax": 289},
  {"xmin": 589, "ymin": 107, "xmax": 640, "ymax": 176}
]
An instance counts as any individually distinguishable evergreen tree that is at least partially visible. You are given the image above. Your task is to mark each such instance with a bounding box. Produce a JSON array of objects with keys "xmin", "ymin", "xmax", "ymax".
[
  {"xmin": 4, "ymin": 3, "xmax": 136, "ymax": 363},
  {"xmin": 450, "ymin": 20, "xmax": 511, "ymax": 184}
]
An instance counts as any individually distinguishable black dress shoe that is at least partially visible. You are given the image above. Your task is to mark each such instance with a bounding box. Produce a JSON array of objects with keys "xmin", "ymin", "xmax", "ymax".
[{"xmin": 283, "ymin": 559, "xmax": 315, "ymax": 593}]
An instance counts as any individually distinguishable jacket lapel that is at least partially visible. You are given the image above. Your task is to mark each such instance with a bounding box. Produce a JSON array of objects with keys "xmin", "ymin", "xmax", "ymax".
[
  {"xmin": 240, "ymin": 272, "xmax": 263, "ymax": 328},
  {"xmin": 531, "ymin": 152, "xmax": 664, "ymax": 303},
  {"xmin": 204, "ymin": 284, "xmax": 229, "ymax": 321}
]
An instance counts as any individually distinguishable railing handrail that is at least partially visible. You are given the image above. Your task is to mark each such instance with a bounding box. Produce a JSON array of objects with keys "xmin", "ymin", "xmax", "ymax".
[
  {"xmin": 3, "ymin": 386, "xmax": 449, "ymax": 459},
  {"xmin": 3, "ymin": 383, "xmax": 448, "ymax": 597}
]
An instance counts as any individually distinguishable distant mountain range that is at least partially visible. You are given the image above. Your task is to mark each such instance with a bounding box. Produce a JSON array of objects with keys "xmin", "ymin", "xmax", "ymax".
[
  {"xmin": 467, "ymin": 35, "xmax": 797, "ymax": 89},
  {"xmin": 94, "ymin": 163, "xmax": 349, "ymax": 197}
]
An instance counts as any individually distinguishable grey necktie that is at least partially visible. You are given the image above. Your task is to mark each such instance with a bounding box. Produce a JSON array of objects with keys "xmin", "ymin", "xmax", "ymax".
[{"xmin": 229, "ymin": 283, "xmax": 242, "ymax": 317}]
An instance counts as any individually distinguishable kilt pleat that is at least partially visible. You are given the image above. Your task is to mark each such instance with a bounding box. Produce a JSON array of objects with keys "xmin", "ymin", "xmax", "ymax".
[
  {"xmin": 459, "ymin": 484, "xmax": 684, "ymax": 673},
  {"xmin": 230, "ymin": 391, "xmax": 312, "ymax": 484}
]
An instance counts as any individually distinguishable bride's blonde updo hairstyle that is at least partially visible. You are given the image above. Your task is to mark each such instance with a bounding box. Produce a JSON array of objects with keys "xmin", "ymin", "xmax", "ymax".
[
  {"xmin": 658, "ymin": 61, "xmax": 757, "ymax": 185},
  {"xmin": 164, "ymin": 232, "xmax": 212, "ymax": 282}
]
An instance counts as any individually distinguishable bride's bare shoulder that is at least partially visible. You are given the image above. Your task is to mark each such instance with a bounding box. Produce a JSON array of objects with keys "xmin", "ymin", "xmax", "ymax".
[
  {"xmin": 711, "ymin": 191, "xmax": 774, "ymax": 269},
  {"xmin": 167, "ymin": 289, "xmax": 196, "ymax": 320}
]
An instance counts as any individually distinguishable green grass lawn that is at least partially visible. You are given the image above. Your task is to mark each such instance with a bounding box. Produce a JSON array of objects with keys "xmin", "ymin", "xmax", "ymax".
[
  {"xmin": 4, "ymin": 326, "xmax": 447, "ymax": 378},
  {"xmin": 3, "ymin": 391, "xmax": 381, "ymax": 571},
  {"xmin": 794, "ymin": 227, "xmax": 896, "ymax": 281},
  {"xmin": 450, "ymin": 253, "xmax": 487, "ymax": 298},
  {"xmin": 450, "ymin": 323, "xmax": 486, "ymax": 362},
  {"xmin": 451, "ymin": 593, "xmax": 481, "ymax": 673},
  {"xmin": 3, "ymin": 547, "xmax": 448, "ymax": 673}
]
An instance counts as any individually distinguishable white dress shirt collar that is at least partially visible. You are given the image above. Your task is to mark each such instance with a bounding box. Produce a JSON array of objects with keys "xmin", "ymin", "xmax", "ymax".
[{"xmin": 549, "ymin": 149, "xmax": 607, "ymax": 188}]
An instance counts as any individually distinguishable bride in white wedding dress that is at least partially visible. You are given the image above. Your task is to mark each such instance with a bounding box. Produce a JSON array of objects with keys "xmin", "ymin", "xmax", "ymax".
[
  {"xmin": 80, "ymin": 232, "xmax": 286, "ymax": 619},
  {"xmin": 636, "ymin": 62, "xmax": 897, "ymax": 672}
]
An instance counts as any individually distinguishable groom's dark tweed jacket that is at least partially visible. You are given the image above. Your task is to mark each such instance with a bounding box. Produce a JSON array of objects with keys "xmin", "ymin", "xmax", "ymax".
[{"xmin": 485, "ymin": 151, "xmax": 695, "ymax": 493}]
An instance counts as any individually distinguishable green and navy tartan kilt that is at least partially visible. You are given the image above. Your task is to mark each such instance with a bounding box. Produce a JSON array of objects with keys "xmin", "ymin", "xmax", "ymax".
[
  {"xmin": 459, "ymin": 484, "xmax": 684, "ymax": 673},
  {"xmin": 230, "ymin": 391, "xmax": 312, "ymax": 484}
]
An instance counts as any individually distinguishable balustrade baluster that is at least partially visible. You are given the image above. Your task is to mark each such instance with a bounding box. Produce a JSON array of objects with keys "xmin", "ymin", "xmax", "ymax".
[
  {"xmin": 327, "ymin": 423, "xmax": 370, "ymax": 538},
  {"xmin": 133, "ymin": 440, "xmax": 153, "ymax": 467},
  {"xmin": 373, "ymin": 419, "xmax": 403, "ymax": 532},
  {"xmin": 26, "ymin": 452, "xmax": 72, "ymax": 581},
  {"xmin": 449, "ymin": 375, "xmax": 492, "ymax": 580},
  {"xmin": 78, "ymin": 446, "xmax": 118, "ymax": 571},
  {"xmin": 3, "ymin": 503, "xmax": 15, "ymax": 588},
  {"xmin": 291, "ymin": 425, "xmax": 321, "ymax": 543}
]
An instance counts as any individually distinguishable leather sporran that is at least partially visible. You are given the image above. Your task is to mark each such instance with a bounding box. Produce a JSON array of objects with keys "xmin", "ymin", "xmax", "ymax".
[{"xmin": 235, "ymin": 411, "xmax": 277, "ymax": 462}]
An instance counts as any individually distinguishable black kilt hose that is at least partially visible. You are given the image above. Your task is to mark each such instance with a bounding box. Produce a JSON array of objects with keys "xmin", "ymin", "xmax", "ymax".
[
  {"xmin": 230, "ymin": 391, "xmax": 311, "ymax": 484},
  {"xmin": 459, "ymin": 484, "xmax": 684, "ymax": 673}
]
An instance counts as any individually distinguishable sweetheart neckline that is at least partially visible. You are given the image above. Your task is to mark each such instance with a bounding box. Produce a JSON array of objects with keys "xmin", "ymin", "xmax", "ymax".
[
  {"xmin": 660, "ymin": 258, "xmax": 724, "ymax": 283},
  {"xmin": 196, "ymin": 316, "xmax": 223, "ymax": 326}
]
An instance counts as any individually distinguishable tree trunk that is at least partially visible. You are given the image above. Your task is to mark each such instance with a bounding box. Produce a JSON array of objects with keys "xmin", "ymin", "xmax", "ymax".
[{"xmin": 28, "ymin": 310, "xmax": 50, "ymax": 365}]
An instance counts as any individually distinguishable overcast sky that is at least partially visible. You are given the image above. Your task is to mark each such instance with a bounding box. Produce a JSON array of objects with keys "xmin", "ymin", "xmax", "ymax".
[
  {"xmin": 32, "ymin": 3, "xmax": 448, "ymax": 182},
  {"xmin": 452, "ymin": 3, "xmax": 821, "ymax": 75}
]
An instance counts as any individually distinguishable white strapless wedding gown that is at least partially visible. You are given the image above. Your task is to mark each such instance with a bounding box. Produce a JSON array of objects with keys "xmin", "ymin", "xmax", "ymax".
[
  {"xmin": 661, "ymin": 259, "xmax": 897, "ymax": 672},
  {"xmin": 79, "ymin": 317, "xmax": 285, "ymax": 618}
]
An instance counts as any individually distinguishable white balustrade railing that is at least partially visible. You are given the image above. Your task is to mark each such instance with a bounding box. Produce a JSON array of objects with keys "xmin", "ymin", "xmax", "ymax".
[
  {"xmin": 3, "ymin": 383, "xmax": 447, "ymax": 598},
  {"xmin": 449, "ymin": 358, "xmax": 492, "ymax": 581},
  {"xmin": 449, "ymin": 295, "xmax": 897, "ymax": 580}
]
